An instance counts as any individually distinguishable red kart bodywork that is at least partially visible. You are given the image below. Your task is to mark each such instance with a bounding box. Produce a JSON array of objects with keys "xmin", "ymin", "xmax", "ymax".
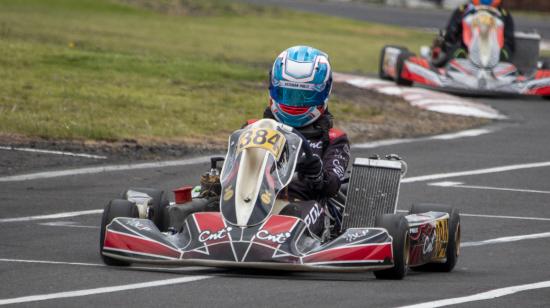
[{"xmin": 102, "ymin": 210, "xmax": 451, "ymax": 272}]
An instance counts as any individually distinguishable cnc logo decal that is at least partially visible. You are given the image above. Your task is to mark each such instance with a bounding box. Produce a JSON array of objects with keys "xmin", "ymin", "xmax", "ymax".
[
  {"xmin": 256, "ymin": 230, "xmax": 291, "ymax": 244},
  {"xmin": 198, "ymin": 226, "xmax": 233, "ymax": 243},
  {"xmin": 126, "ymin": 219, "xmax": 153, "ymax": 231},
  {"xmin": 345, "ymin": 229, "xmax": 370, "ymax": 242},
  {"xmin": 309, "ymin": 141, "xmax": 323, "ymax": 150}
]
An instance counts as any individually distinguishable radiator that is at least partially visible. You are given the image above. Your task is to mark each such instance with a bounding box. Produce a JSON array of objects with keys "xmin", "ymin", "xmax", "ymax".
[{"xmin": 342, "ymin": 157, "xmax": 403, "ymax": 229}]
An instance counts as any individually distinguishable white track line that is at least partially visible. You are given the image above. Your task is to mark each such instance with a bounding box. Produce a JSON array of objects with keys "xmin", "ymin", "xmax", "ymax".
[
  {"xmin": 396, "ymin": 210, "xmax": 550, "ymax": 222},
  {"xmin": 0, "ymin": 258, "xmax": 102, "ymax": 267},
  {"xmin": 460, "ymin": 213, "xmax": 550, "ymax": 222},
  {"xmin": 429, "ymin": 181, "xmax": 550, "ymax": 194},
  {"xmin": 461, "ymin": 232, "xmax": 550, "ymax": 248},
  {"xmin": 0, "ymin": 146, "xmax": 107, "ymax": 159},
  {"xmin": 397, "ymin": 280, "xmax": 550, "ymax": 308},
  {"xmin": 39, "ymin": 221, "xmax": 99, "ymax": 229},
  {"xmin": 0, "ymin": 209, "xmax": 102, "ymax": 223},
  {"xmin": 402, "ymin": 161, "xmax": 550, "ymax": 183},
  {"xmin": 0, "ymin": 155, "xmax": 212, "ymax": 182},
  {"xmin": 0, "ymin": 276, "xmax": 211, "ymax": 306},
  {"xmin": 430, "ymin": 128, "xmax": 493, "ymax": 140},
  {"xmin": 353, "ymin": 128, "xmax": 493, "ymax": 149},
  {"xmin": 0, "ymin": 258, "xmax": 209, "ymax": 272}
]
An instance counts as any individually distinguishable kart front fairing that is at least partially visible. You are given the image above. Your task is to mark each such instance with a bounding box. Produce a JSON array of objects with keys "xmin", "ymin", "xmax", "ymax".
[
  {"xmin": 102, "ymin": 213, "xmax": 395, "ymax": 271},
  {"xmin": 101, "ymin": 206, "xmax": 450, "ymax": 271},
  {"xmin": 220, "ymin": 120, "xmax": 303, "ymax": 227}
]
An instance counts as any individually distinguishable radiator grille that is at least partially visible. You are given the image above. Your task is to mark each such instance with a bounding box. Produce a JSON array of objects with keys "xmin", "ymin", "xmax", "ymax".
[{"xmin": 342, "ymin": 158, "xmax": 402, "ymax": 229}]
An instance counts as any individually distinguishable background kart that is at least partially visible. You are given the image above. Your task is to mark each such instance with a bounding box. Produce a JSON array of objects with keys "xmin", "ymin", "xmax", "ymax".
[
  {"xmin": 99, "ymin": 119, "xmax": 461, "ymax": 279},
  {"xmin": 379, "ymin": 7, "xmax": 550, "ymax": 98}
]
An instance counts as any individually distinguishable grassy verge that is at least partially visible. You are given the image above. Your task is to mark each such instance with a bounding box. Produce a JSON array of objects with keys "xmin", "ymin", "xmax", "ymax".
[{"xmin": 0, "ymin": 0, "xmax": 434, "ymax": 145}]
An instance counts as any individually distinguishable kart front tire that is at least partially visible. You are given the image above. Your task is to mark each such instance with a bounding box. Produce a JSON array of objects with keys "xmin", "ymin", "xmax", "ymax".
[
  {"xmin": 373, "ymin": 214, "xmax": 409, "ymax": 280},
  {"xmin": 122, "ymin": 188, "xmax": 170, "ymax": 232},
  {"xmin": 409, "ymin": 203, "xmax": 461, "ymax": 272},
  {"xmin": 379, "ymin": 45, "xmax": 409, "ymax": 81},
  {"xmin": 99, "ymin": 199, "xmax": 139, "ymax": 266}
]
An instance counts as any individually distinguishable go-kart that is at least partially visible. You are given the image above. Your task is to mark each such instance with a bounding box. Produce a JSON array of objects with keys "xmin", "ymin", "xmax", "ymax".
[
  {"xmin": 379, "ymin": 6, "xmax": 550, "ymax": 98},
  {"xmin": 99, "ymin": 119, "xmax": 460, "ymax": 279}
]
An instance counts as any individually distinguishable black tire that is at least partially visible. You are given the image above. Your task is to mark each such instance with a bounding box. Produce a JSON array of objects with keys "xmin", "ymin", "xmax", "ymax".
[
  {"xmin": 122, "ymin": 188, "xmax": 170, "ymax": 232},
  {"xmin": 537, "ymin": 58, "xmax": 550, "ymax": 100},
  {"xmin": 379, "ymin": 45, "xmax": 408, "ymax": 81},
  {"xmin": 396, "ymin": 51, "xmax": 414, "ymax": 86},
  {"xmin": 409, "ymin": 203, "xmax": 461, "ymax": 272},
  {"xmin": 373, "ymin": 214, "xmax": 410, "ymax": 280},
  {"xmin": 99, "ymin": 199, "xmax": 139, "ymax": 266}
]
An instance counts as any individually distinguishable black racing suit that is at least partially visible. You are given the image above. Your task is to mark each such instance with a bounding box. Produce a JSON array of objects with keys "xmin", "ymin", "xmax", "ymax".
[
  {"xmin": 263, "ymin": 108, "xmax": 351, "ymax": 238},
  {"xmin": 442, "ymin": 4, "xmax": 515, "ymax": 62}
]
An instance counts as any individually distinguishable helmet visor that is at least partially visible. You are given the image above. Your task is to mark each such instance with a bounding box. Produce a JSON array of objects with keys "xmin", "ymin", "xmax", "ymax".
[{"xmin": 270, "ymin": 81, "xmax": 330, "ymax": 107}]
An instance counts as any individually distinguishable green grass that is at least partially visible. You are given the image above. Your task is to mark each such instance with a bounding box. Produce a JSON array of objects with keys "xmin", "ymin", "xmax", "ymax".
[{"xmin": 0, "ymin": 0, "xmax": 431, "ymax": 143}]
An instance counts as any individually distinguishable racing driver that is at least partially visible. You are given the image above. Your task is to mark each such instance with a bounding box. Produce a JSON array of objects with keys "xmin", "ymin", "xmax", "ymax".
[
  {"xmin": 168, "ymin": 46, "xmax": 350, "ymax": 237},
  {"xmin": 256, "ymin": 45, "xmax": 350, "ymax": 239},
  {"xmin": 434, "ymin": 0, "xmax": 515, "ymax": 66}
]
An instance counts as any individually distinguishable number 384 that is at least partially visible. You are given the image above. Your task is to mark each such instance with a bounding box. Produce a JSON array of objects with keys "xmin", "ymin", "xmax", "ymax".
[{"xmin": 238, "ymin": 128, "xmax": 285, "ymax": 158}]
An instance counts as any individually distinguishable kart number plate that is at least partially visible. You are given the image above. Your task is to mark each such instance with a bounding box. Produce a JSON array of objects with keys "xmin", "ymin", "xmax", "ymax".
[{"xmin": 237, "ymin": 128, "xmax": 286, "ymax": 159}]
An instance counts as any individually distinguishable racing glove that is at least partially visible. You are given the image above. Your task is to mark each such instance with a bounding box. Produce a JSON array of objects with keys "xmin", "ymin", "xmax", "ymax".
[{"xmin": 296, "ymin": 154, "xmax": 324, "ymax": 190}]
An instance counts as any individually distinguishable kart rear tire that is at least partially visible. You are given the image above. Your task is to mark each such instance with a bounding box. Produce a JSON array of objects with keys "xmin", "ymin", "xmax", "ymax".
[
  {"xmin": 409, "ymin": 203, "xmax": 461, "ymax": 272},
  {"xmin": 396, "ymin": 51, "xmax": 414, "ymax": 87},
  {"xmin": 539, "ymin": 57, "xmax": 550, "ymax": 99},
  {"xmin": 373, "ymin": 214, "xmax": 409, "ymax": 280},
  {"xmin": 99, "ymin": 199, "xmax": 139, "ymax": 266},
  {"xmin": 122, "ymin": 188, "xmax": 170, "ymax": 232},
  {"xmin": 379, "ymin": 45, "xmax": 407, "ymax": 81}
]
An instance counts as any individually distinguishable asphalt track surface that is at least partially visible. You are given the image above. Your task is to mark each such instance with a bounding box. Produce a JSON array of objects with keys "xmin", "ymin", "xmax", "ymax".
[
  {"xmin": 2, "ymin": 5, "xmax": 550, "ymax": 308},
  {"xmin": 239, "ymin": 0, "xmax": 550, "ymax": 38},
  {"xmin": 2, "ymin": 98, "xmax": 550, "ymax": 308}
]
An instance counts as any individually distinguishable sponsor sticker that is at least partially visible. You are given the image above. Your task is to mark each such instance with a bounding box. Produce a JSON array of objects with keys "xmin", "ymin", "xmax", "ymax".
[
  {"xmin": 261, "ymin": 191, "xmax": 272, "ymax": 205},
  {"xmin": 309, "ymin": 141, "xmax": 323, "ymax": 150},
  {"xmin": 435, "ymin": 219, "xmax": 449, "ymax": 258},
  {"xmin": 423, "ymin": 233, "xmax": 436, "ymax": 254},
  {"xmin": 198, "ymin": 226, "xmax": 233, "ymax": 243},
  {"xmin": 345, "ymin": 229, "xmax": 370, "ymax": 242},
  {"xmin": 126, "ymin": 219, "xmax": 153, "ymax": 231},
  {"xmin": 304, "ymin": 203, "xmax": 323, "ymax": 227},
  {"xmin": 256, "ymin": 230, "xmax": 291, "ymax": 244},
  {"xmin": 223, "ymin": 185, "xmax": 234, "ymax": 201}
]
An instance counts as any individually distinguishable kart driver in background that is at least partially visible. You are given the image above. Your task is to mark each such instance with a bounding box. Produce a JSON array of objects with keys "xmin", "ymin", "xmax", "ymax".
[
  {"xmin": 252, "ymin": 45, "xmax": 350, "ymax": 239},
  {"xmin": 433, "ymin": 0, "xmax": 515, "ymax": 66}
]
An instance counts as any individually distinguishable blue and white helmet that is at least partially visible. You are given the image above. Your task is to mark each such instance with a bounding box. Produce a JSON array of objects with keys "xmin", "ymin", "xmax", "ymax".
[{"xmin": 269, "ymin": 46, "xmax": 332, "ymax": 128}]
